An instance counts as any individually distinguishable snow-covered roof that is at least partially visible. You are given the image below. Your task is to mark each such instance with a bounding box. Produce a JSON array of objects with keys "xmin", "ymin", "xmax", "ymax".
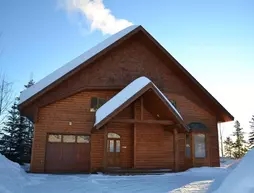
[
  {"xmin": 19, "ymin": 25, "xmax": 140, "ymax": 105},
  {"xmin": 94, "ymin": 76, "xmax": 183, "ymax": 128}
]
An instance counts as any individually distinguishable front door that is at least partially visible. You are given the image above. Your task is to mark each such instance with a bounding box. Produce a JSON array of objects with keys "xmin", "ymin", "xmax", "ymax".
[{"xmin": 107, "ymin": 133, "xmax": 121, "ymax": 167}]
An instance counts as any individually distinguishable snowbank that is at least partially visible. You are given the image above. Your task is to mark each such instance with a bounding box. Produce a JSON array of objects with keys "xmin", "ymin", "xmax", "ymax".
[
  {"xmin": 220, "ymin": 157, "xmax": 238, "ymax": 168},
  {"xmin": 0, "ymin": 154, "xmax": 27, "ymax": 193},
  {"xmin": 187, "ymin": 167, "xmax": 226, "ymax": 174},
  {"xmin": 212, "ymin": 150, "xmax": 254, "ymax": 193}
]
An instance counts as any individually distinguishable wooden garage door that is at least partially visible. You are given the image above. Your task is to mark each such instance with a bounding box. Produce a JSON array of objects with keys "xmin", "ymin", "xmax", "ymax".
[{"xmin": 45, "ymin": 134, "xmax": 90, "ymax": 173}]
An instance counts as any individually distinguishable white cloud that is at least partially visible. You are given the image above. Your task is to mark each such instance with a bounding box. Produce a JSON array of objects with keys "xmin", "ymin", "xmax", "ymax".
[{"xmin": 58, "ymin": 0, "xmax": 133, "ymax": 35}]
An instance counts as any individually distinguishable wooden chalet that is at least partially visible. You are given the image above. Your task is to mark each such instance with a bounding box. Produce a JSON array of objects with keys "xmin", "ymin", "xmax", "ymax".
[{"xmin": 18, "ymin": 25, "xmax": 234, "ymax": 173}]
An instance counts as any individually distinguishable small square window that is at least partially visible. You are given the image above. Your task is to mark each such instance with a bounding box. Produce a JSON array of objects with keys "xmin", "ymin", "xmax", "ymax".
[
  {"xmin": 90, "ymin": 97, "xmax": 107, "ymax": 112},
  {"xmin": 48, "ymin": 134, "xmax": 62, "ymax": 142},
  {"xmin": 77, "ymin": 136, "xmax": 90, "ymax": 143},
  {"xmin": 63, "ymin": 135, "xmax": 76, "ymax": 143}
]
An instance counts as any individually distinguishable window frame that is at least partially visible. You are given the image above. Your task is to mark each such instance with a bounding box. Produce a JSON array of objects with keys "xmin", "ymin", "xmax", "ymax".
[
  {"xmin": 193, "ymin": 132, "xmax": 206, "ymax": 159},
  {"xmin": 77, "ymin": 135, "xmax": 90, "ymax": 143},
  {"xmin": 48, "ymin": 134, "xmax": 62, "ymax": 143},
  {"xmin": 90, "ymin": 97, "xmax": 107, "ymax": 112},
  {"xmin": 47, "ymin": 133, "xmax": 91, "ymax": 144},
  {"xmin": 185, "ymin": 133, "xmax": 191, "ymax": 158},
  {"xmin": 107, "ymin": 132, "xmax": 121, "ymax": 139},
  {"xmin": 62, "ymin": 135, "xmax": 76, "ymax": 143}
]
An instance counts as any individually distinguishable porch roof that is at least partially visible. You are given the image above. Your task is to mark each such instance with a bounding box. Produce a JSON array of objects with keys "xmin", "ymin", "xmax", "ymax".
[{"xmin": 94, "ymin": 76, "xmax": 189, "ymax": 131}]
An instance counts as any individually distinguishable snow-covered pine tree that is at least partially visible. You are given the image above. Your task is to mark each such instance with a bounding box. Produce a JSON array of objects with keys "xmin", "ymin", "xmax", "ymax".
[
  {"xmin": 0, "ymin": 96, "xmax": 30, "ymax": 164},
  {"xmin": 232, "ymin": 120, "xmax": 248, "ymax": 158},
  {"xmin": 24, "ymin": 79, "xmax": 35, "ymax": 89},
  {"xmin": 21, "ymin": 79, "xmax": 35, "ymax": 163},
  {"xmin": 248, "ymin": 115, "xmax": 254, "ymax": 148},
  {"xmin": 224, "ymin": 137, "xmax": 234, "ymax": 158},
  {"xmin": 13, "ymin": 112, "xmax": 28, "ymax": 163},
  {"xmin": 0, "ymin": 98, "xmax": 20, "ymax": 161}
]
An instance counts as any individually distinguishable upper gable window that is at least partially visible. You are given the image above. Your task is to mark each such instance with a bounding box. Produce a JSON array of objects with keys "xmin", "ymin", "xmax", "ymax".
[{"xmin": 90, "ymin": 97, "xmax": 107, "ymax": 112}]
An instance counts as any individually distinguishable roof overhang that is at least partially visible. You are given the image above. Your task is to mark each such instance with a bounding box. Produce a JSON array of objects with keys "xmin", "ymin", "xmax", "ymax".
[
  {"xmin": 93, "ymin": 76, "xmax": 189, "ymax": 132},
  {"xmin": 18, "ymin": 25, "xmax": 234, "ymax": 123}
]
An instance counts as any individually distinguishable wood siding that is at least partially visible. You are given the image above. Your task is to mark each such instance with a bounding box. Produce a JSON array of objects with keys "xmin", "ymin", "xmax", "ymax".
[
  {"xmin": 30, "ymin": 36, "xmax": 220, "ymax": 172},
  {"xmin": 135, "ymin": 123, "xmax": 174, "ymax": 169},
  {"xmin": 31, "ymin": 91, "xmax": 117, "ymax": 172}
]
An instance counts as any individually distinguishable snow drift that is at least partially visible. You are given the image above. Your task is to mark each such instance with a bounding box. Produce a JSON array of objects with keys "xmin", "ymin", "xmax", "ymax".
[
  {"xmin": 212, "ymin": 149, "xmax": 254, "ymax": 193},
  {"xmin": 0, "ymin": 154, "xmax": 27, "ymax": 193}
]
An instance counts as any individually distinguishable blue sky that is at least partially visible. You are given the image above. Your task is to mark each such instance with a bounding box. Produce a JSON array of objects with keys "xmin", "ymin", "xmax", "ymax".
[{"xmin": 0, "ymin": 0, "xmax": 253, "ymax": 140}]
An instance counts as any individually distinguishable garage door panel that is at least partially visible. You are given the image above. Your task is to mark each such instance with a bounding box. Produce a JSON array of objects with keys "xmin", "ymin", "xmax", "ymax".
[
  {"xmin": 45, "ymin": 134, "xmax": 90, "ymax": 173},
  {"xmin": 45, "ymin": 143, "xmax": 63, "ymax": 172},
  {"xmin": 76, "ymin": 144, "xmax": 90, "ymax": 171}
]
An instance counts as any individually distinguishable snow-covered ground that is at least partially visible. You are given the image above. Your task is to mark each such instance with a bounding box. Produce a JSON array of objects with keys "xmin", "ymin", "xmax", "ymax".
[
  {"xmin": 211, "ymin": 150, "xmax": 254, "ymax": 193},
  {"xmin": 220, "ymin": 157, "xmax": 238, "ymax": 168},
  {"xmin": 0, "ymin": 153, "xmax": 246, "ymax": 193}
]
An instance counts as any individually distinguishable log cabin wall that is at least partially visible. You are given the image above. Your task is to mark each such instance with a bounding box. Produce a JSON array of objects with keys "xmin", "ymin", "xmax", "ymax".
[
  {"xmin": 29, "ymin": 33, "xmax": 219, "ymax": 172},
  {"xmin": 133, "ymin": 98, "xmax": 175, "ymax": 170},
  {"xmin": 31, "ymin": 91, "xmax": 118, "ymax": 172}
]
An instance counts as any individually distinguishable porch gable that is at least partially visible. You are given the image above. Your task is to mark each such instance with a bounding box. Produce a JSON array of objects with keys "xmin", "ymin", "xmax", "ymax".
[{"xmin": 93, "ymin": 76, "xmax": 189, "ymax": 132}]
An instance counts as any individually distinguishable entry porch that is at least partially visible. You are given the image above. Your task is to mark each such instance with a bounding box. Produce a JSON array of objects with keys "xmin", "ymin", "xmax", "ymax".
[{"xmin": 90, "ymin": 77, "xmax": 192, "ymax": 172}]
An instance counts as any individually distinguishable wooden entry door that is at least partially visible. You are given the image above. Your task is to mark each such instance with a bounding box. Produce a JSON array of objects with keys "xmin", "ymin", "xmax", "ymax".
[{"xmin": 107, "ymin": 133, "xmax": 121, "ymax": 167}]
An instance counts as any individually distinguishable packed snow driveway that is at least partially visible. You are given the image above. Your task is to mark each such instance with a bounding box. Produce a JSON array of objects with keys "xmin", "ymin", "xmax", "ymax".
[
  {"xmin": 0, "ymin": 153, "xmax": 241, "ymax": 193},
  {"xmin": 24, "ymin": 171, "xmax": 222, "ymax": 193}
]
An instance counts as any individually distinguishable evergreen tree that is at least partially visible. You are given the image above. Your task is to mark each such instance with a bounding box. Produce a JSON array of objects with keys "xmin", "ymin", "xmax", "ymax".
[
  {"xmin": 0, "ymin": 98, "xmax": 20, "ymax": 161},
  {"xmin": 0, "ymin": 79, "xmax": 35, "ymax": 163},
  {"xmin": 249, "ymin": 115, "xmax": 254, "ymax": 148},
  {"xmin": 232, "ymin": 120, "xmax": 248, "ymax": 158},
  {"xmin": 224, "ymin": 137, "xmax": 234, "ymax": 158},
  {"xmin": 24, "ymin": 79, "xmax": 35, "ymax": 89},
  {"xmin": 13, "ymin": 114, "xmax": 28, "ymax": 163},
  {"xmin": 22, "ymin": 79, "xmax": 35, "ymax": 162}
]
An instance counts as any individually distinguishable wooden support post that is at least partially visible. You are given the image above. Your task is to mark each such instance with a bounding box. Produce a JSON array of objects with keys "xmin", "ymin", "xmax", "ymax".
[
  {"xmin": 191, "ymin": 133, "xmax": 195, "ymax": 167},
  {"xmin": 134, "ymin": 123, "xmax": 137, "ymax": 168},
  {"xmin": 173, "ymin": 128, "xmax": 179, "ymax": 172},
  {"xmin": 207, "ymin": 133, "xmax": 210, "ymax": 166},
  {"xmin": 133, "ymin": 101, "xmax": 138, "ymax": 168},
  {"xmin": 103, "ymin": 125, "xmax": 108, "ymax": 170}
]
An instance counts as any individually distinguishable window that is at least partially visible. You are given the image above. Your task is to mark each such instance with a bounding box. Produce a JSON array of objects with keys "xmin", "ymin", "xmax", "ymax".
[
  {"xmin": 90, "ymin": 97, "xmax": 107, "ymax": 112},
  {"xmin": 77, "ymin": 136, "xmax": 90, "ymax": 143},
  {"xmin": 48, "ymin": 134, "xmax": 62, "ymax": 142},
  {"xmin": 63, "ymin": 135, "xmax": 76, "ymax": 143},
  {"xmin": 108, "ymin": 140, "xmax": 114, "ymax": 152},
  {"xmin": 116, "ymin": 140, "xmax": 121, "ymax": 152},
  {"xmin": 194, "ymin": 134, "xmax": 206, "ymax": 158},
  {"xmin": 170, "ymin": 100, "xmax": 176, "ymax": 108},
  {"xmin": 188, "ymin": 122, "xmax": 208, "ymax": 132},
  {"xmin": 108, "ymin": 133, "xmax": 120, "ymax": 139},
  {"xmin": 185, "ymin": 134, "xmax": 191, "ymax": 158}
]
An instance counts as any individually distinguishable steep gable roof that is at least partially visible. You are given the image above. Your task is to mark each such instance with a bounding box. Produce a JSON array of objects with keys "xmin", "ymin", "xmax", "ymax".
[
  {"xmin": 18, "ymin": 25, "xmax": 234, "ymax": 122},
  {"xmin": 19, "ymin": 25, "xmax": 140, "ymax": 105},
  {"xmin": 94, "ymin": 76, "xmax": 188, "ymax": 131}
]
